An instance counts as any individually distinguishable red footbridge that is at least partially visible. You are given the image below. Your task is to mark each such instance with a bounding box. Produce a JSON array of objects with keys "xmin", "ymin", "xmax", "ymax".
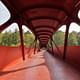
[{"xmin": 0, "ymin": 0, "xmax": 80, "ymax": 80}]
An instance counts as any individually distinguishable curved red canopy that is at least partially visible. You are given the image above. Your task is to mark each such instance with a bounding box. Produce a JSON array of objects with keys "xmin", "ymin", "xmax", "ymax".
[{"xmin": 1, "ymin": 0, "xmax": 80, "ymax": 47}]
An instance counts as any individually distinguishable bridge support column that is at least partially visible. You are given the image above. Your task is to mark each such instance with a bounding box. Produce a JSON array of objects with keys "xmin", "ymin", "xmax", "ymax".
[
  {"xmin": 50, "ymin": 40, "xmax": 54, "ymax": 55},
  {"xmin": 27, "ymin": 39, "xmax": 36, "ymax": 53},
  {"xmin": 38, "ymin": 42, "xmax": 40, "ymax": 52},
  {"xmin": 63, "ymin": 21, "xmax": 71, "ymax": 60},
  {"xmin": 51, "ymin": 38, "xmax": 61, "ymax": 56},
  {"xmin": 34, "ymin": 38, "xmax": 37, "ymax": 54},
  {"xmin": 18, "ymin": 19, "xmax": 25, "ymax": 60}
]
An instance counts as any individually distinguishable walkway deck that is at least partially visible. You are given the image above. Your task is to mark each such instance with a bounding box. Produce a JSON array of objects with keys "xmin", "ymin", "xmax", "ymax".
[
  {"xmin": 0, "ymin": 50, "xmax": 80, "ymax": 80},
  {"xmin": 0, "ymin": 50, "xmax": 50, "ymax": 80},
  {"xmin": 45, "ymin": 51, "xmax": 80, "ymax": 80}
]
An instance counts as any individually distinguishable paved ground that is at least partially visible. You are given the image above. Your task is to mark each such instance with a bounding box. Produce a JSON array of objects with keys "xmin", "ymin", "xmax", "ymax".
[
  {"xmin": 0, "ymin": 50, "xmax": 80, "ymax": 80},
  {"xmin": 44, "ymin": 51, "xmax": 80, "ymax": 80},
  {"xmin": 0, "ymin": 50, "xmax": 50, "ymax": 80}
]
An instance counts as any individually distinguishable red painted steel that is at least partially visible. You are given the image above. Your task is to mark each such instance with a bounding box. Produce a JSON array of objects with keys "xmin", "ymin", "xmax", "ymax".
[
  {"xmin": 50, "ymin": 40, "xmax": 54, "ymax": 55},
  {"xmin": 0, "ymin": 50, "xmax": 80, "ymax": 80},
  {"xmin": 63, "ymin": 21, "xmax": 70, "ymax": 60},
  {"xmin": 0, "ymin": 51, "xmax": 50, "ymax": 80},
  {"xmin": 51, "ymin": 38, "xmax": 61, "ymax": 56},
  {"xmin": 0, "ymin": 0, "xmax": 80, "ymax": 47},
  {"xmin": 33, "ymin": 39, "xmax": 37, "ymax": 54},
  {"xmin": 0, "ymin": 46, "xmax": 37, "ymax": 70},
  {"xmin": 18, "ymin": 19, "xmax": 25, "ymax": 60},
  {"xmin": 45, "ymin": 51, "xmax": 80, "ymax": 80},
  {"xmin": 47, "ymin": 46, "xmax": 80, "ymax": 68},
  {"xmin": 0, "ymin": 0, "xmax": 80, "ymax": 79}
]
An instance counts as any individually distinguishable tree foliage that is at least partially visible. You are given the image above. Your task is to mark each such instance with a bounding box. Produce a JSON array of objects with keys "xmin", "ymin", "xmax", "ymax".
[
  {"xmin": 0, "ymin": 29, "xmax": 39, "ymax": 47},
  {"xmin": 24, "ymin": 33, "xmax": 35, "ymax": 47},
  {"xmin": 0, "ymin": 28, "xmax": 80, "ymax": 47},
  {"xmin": 77, "ymin": 32, "xmax": 80, "ymax": 45},
  {"xmin": 68, "ymin": 31, "xmax": 78, "ymax": 46},
  {"xmin": 53, "ymin": 31, "xmax": 65, "ymax": 46},
  {"xmin": 52, "ymin": 30, "xmax": 80, "ymax": 47}
]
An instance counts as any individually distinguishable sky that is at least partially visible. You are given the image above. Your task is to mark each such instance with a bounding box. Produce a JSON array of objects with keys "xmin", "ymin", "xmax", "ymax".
[
  {"xmin": 0, "ymin": 1, "xmax": 80, "ymax": 33},
  {"xmin": 0, "ymin": 1, "xmax": 31, "ymax": 33}
]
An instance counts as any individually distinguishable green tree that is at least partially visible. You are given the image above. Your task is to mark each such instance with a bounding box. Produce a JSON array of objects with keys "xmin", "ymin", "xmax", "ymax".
[
  {"xmin": 0, "ymin": 33, "xmax": 3, "ymax": 45},
  {"xmin": 68, "ymin": 31, "xmax": 78, "ymax": 46},
  {"xmin": 24, "ymin": 31, "xmax": 31, "ymax": 34},
  {"xmin": 1, "ymin": 31, "xmax": 9, "ymax": 46},
  {"xmin": 77, "ymin": 32, "xmax": 80, "ymax": 45},
  {"xmin": 0, "ymin": 29, "xmax": 38, "ymax": 47},
  {"xmin": 0, "ymin": 29, "xmax": 20, "ymax": 46},
  {"xmin": 12, "ymin": 29, "xmax": 20, "ymax": 46},
  {"xmin": 53, "ymin": 30, "xmax": 65, "ymax": 46},
  {"xmin": 24, "ymin": 33, "xmax": 35, "ymax": 47}
]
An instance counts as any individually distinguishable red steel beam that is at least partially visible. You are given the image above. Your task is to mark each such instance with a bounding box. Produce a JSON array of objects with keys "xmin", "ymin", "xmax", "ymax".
[
  {"xmin": 63, "ymin": 20, "xmax": 71, "ymax": 60},
  {"xmin": 34, "ymin": 39, "xmax": 37, "ymax": 54},
  {"xmin": 27, "ymin": 38, "xmax": 37, "ymax": 53},
  {"xmin": 33, "ymin": 25, "xmax": 56, "ymax": 31},
  {"xmin": 51, "ymin": 38, "xmax": 61, "ymax": 56},
  {"xmin": 38, "ymin": 42, "xmax": 40, "ymax": 52},
  {"xmin": 28, "ymin": 39, "xmax": 37, "ymax": 58},
  {"xmin": 18, "ymin": 19, "xmax": 25, "ymax": 60},
  {"xmin": 50, "ymin": 40, "xmax": 54, "ymax": 55},
  {"xmin": 47, "ymin": 43, "xmax": 49, "ymax": 49},
  {"xmin": 27, "ymin": 17, "xmax": 61, "ymax": 24}
]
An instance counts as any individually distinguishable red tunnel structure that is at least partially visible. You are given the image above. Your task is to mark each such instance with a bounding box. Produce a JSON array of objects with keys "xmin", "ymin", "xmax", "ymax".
[{"xmin": 0, "ymin": 0, "xmax": 80, "ymax": 80}]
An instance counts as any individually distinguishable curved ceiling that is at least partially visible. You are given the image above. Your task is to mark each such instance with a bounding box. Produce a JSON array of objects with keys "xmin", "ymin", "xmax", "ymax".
[{"xmin": 1, "ymin": 0, "xmax": 80, "ymax": 47}]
